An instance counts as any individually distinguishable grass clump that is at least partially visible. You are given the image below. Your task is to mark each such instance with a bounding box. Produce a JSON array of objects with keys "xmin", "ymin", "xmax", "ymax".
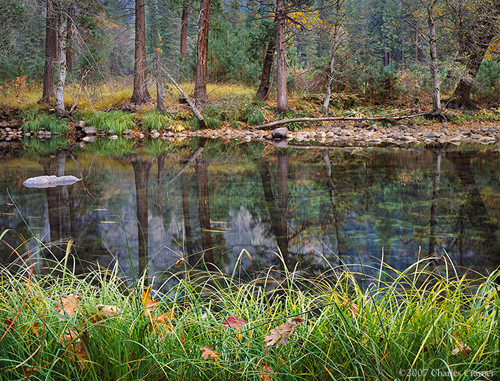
[
  {"xmin": 0, "ymin": 245, "xmax": 499, "ymax": 381},
  {"xmin": 141, "ymin": 110, "xmax": 174, "ymax": 131},
  {"xmin": 82, "ymin": 137, "xmax": 136, "ymax": 157},
  {"xmin": 84, "ymin": 111, "xmax": 135, "ymax": 133},
  {"xmin": 21, "ymin": 111, "xmax": 68, "ymax": 134}
]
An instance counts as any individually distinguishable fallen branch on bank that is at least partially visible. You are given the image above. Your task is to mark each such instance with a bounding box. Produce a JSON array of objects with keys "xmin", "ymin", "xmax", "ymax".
[
  {"xmin": 163, "ymin": 71, "xmax": 206, "ymax": 128},
  {"xmin": 251, "ymin": 112, "xmax": 427, "ymax": 130}
]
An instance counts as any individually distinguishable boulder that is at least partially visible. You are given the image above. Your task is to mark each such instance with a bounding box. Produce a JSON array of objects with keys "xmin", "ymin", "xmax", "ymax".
[
  {"xmin": 271, "ymin": 127, "xmax": 289, "ymax": 140},
  {"xmin": 83, "ymin": 126, "xmax": 96, "ymax": 135}
]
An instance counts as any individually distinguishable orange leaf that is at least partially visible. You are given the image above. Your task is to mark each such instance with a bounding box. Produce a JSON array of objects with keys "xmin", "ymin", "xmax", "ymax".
[
  {"xmin": 175, "ymin": 257, "xmax": 185, "ymax": 268},
  {"xmin": 200, "ymin": 345, "xmax": 220, "ymax": 361},
  {"xmin": 451, "ymin": 332, "xmax": 472, "ymax": 356},
  {"xmin": 142, "ymin": 288, "xmax": 159, "ymax": 318},
  {"xmin": 61, "ymin": 329, "xmax": 88, "ymax": 366},
  {"xmin": 264, "ymin": 317, "xmax": 304, "ymax": 348},
  {"xmin": 257, "ymin": 365, "xmax": 274, "ymax": 381},
  {"xmin": 54, "ymin": 294, "xmax": 80, "ymax": 317}
]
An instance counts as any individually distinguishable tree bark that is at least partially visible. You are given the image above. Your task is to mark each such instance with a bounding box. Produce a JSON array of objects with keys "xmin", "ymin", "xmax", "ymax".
[
  {"xmin": 427, "ymin": 4, "xmax": 442, "ymax": 116},
  {"xmin": 194, "ymin": 0, "xmax": 211, "ymax": 105},
  {"xmin": 40, "ymin": 0, "xmax": 57, "ymax": 103},
  {"xmin": 448, "ymin": 3, "xmax": 500, "ymax": 110},
  {"xmin": 196, "ymin": 155, "xmax": 216, "ymax": 270},
  {"xmin": 428, "ymin": 150, "xmax": 441, "ymax": 256},
  {"xmin": 275, "ymin": 0, "xmax": 289, "ymax": 114},
  {"xmin": 131, "ymin": 0, "xmax": 151, "ymax": 104},
  {"xmin": 66, "ymin": 14, "xmax": 73, "ymax": 75},
  {"xmin": 155, "ymin": 49, "xmax": 165, "ymax": 112},
  {"xmin": 256, "ymin": 35, "xmax": 276, "ymax": 101},
  {"xmin": 180, "ymin": 1, "xmax": 190, "ymax": 61},
  {"xmin": 132, "ymin": 157, "xmax": 153, "ymax": 281},
  {"xmin": 55, "ymin": 11, "xmax": 67, "ymax": 117}
]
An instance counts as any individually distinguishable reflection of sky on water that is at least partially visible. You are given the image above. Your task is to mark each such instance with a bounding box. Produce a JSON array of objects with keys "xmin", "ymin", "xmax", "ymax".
[{"xmin": 0, "ymin": 143, "xmax": 498, "ymax": 282}]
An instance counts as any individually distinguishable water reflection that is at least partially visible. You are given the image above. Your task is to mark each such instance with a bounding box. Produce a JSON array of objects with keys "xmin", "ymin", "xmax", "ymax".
[{"xmin": 0, "ymin": 140, "xmax": 498, "ymax": 280}]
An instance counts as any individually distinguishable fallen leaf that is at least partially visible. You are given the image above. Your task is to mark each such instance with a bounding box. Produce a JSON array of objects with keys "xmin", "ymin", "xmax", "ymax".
[
  {"xmin": 96, "ymin": 304, "xmax": 120, "ymax": 317},
  {"xmin": 61, "ymin": 329, "xmax": 88, "ymax": 366},
  {"xmin": 264, "ymin": 317, "xmax": 304, "ymax": 348},
  {"xmin": 54, "ymin": 294, "xmax": 80, "ymax": 317},
  {"xmin": 142, "ymin": 287, "xmax": 159, "ymax": 318},
  {"xmin": 341, "ymin": 300, "xmax": 359, "ymax": 317},
  {"xmin": 451, "ymin": 332, "xmax": 472, "ymax": 356},
  {"xmin": 257, "ymin": 365, "xmax": 273, "ymax": 381},
  {"xmin": 175, "ymin": 257, "xmax": 185, "ymax": 268},
  {"xmin": 200, "ymin": 345, "xmax": 220, "ymax": 361},
  {"xmin": 223, "ymin": 316, "xmax": 246, "ymax": 329}
]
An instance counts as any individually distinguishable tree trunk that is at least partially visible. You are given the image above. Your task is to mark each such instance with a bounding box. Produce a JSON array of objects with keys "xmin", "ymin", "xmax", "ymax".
[
  {"xmin": 194, "ymin": 0, "xmax": 211, "ymax": 105},
  {"xmin": 40, "ymin": 0, "xmax": 57, "ymax": 103},
  {"xmin": 427, "ymin": 5, "xmax": 442, "ymax": 116},
  {"xmin": 180, "ymin": 1, "xmax": 189, "ymax": 61},
  {"xmin": 256, "ymin": 36, "xmax": 276, "ymax": 101},
  {"xmin": 448, "ymin": 4, "xmax": 500, "ymax": 110},
  {"xmin": 132, "ymin": 157, "xmax": 152, "ymax": 281},
  {"xmin": 196, "ymin": 155, "xmax": 216, "ymax": 270},
  {"xmin": 155, "ymin": 49, "xmax": 165, "ymax": 112},
  {"xmin": 275, "ymin": 0, "xmax": 289, "ymax": 114},
  {"xmin": 55, "ymin": 12, "xmax": 67, "ymax": 117},
  {"xmin": 428, "ymin": 150, "xmax": 441, "ymax": 256},
  {"xmin": 322, "ymin": 25, "xmax": 342, "ymax": 115},
  {"xmin": 131, "ymin": 0, "xmax": 151, "ymax": 104},
  {"xmin": 66, "ymin": 14, "xmax": 73, "ymax": 75}
]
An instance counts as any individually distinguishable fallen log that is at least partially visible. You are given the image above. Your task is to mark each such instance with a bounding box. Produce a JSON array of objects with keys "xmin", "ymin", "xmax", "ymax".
[
  {"xmin": 163, "ymin": 70, "xmax": 206, "ymax": 128},
  {"xmin": 251, "ymin": 112, "xmax": 426, "ymax": 130}
]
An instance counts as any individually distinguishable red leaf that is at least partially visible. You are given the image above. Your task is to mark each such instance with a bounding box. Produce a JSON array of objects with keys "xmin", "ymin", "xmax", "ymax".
[{"xmin": 223, "ymin": 316, "xmax": 246, "ymax": 329}]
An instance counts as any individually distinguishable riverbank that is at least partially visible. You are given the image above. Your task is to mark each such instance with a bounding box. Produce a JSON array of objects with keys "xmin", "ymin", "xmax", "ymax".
[
  {"xmin": 2, "ymin": 82, "xmax": 500, "ymax": 147},
  {"xmin": 1, "ymin": 255, "xmax": 499, "ymax": 380}
]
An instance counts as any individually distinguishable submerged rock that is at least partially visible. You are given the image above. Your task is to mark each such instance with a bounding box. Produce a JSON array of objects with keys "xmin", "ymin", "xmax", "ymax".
[{"xmin": 23, "ymin": 175, "xmax": 81, "ymax": 189}]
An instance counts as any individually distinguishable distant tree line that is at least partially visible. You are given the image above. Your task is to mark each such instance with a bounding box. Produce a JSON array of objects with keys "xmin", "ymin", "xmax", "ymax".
[{"xmin": 1, "ymin": 0, "xmax": 500, "ymax": 117}]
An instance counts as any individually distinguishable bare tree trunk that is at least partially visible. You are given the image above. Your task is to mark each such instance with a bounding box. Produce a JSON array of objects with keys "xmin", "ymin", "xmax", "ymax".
[
  {"xmin": 275, "ymin": 0, "xmax": 289, "ymax": 114},
  {"xmin": 131, "ymin": 0, "xmax": 151, "ymax": 104},
  {"xmin": 256, "ymin": 35, "xmax": 276, "ymax": 101},
  {"xmin": 322, "ymin": 27, "xmax": 343, "ymax": 115},
  {"xmin": 194, "ymin": 0, "xmax": 211, "ymax": 105},
  {"xmin": 66, "ymin": 14, "xmax": 73, "ymax": 75},
  {"xmin": 40, "ymin": 0, "xmax": 57, "ymax": 103},
  {"xmin": 427, "ymin": 4, "xmax": 442, "ymax": 116},
  {"xmin": 180, "ymin": 1, "xmax": 189, "ymax": 61},
  {"xmin": 155, "ymin": 49, "xmax": 165, "ymax": 112},
  {"xmin": 55, "ymin": 11, "xmax": 67, "ymax": 117}
]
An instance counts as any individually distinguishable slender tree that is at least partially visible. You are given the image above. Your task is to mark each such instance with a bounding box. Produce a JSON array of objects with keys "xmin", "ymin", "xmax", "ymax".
[
  {"xmin": 256, "ymin": 28, "xmax": 276, "ymax": 101},
  {"xmin": 194, "ymin": 0, "xmax": 211, "ymax": 105},
  {"xmin": 180, "ymin": 1, "xmax": 190, "ymax": 61},
  {"xmin": 40, "ymin": 0, "xmax": 57, "ymax": 103},
  {"xmin": 131, "ymin": 0, "xmax": 151, "ymax": 104},
  {"xmin": 275, "ymin": 0, "xmax": 289, "ymax": 114}
]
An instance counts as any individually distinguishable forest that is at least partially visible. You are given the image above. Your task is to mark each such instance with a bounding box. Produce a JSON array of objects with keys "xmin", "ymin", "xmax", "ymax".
[{"xmin": 1, "ymin": 0, "xmax": 500, "ymax": 129}]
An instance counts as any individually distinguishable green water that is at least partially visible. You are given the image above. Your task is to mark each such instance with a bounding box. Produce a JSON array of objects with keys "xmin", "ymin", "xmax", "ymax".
[{"xmin": 0, "ymin": 138, "xmax": 499, "ymax": 278}]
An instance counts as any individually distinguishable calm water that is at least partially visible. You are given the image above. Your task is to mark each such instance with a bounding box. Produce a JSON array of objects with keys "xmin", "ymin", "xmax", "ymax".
[{"xmin": 0, "ymin": 138, "xmax": 499, "ymax": 280}]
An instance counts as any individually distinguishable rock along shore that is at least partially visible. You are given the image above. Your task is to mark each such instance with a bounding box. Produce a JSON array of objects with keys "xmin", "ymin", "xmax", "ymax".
[{"xmin": 1, "ymin": 120, "xmax": 500, "ymax": 147}]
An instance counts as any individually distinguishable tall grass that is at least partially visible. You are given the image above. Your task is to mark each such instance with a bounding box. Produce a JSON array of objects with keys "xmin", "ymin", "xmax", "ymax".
[
  {"xmin": 140, "ymin": 110, "xmax": 174, "ymax": 131},
  {"xmin": 84, "ymin": 111, "xmax": 135, "ymax": 133},
  {"xmin": 21, "ymin": 111, "xmax": 68, "ymax": 134},
  {"xmin": 0, "ymin": 244, "xmax": 498, "ymax": 380}
]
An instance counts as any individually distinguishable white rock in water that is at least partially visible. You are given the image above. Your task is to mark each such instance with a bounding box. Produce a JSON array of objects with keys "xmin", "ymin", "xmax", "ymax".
[{"xmin": 23, "ymin": 175, "xmax": 81, "ymax": 188}]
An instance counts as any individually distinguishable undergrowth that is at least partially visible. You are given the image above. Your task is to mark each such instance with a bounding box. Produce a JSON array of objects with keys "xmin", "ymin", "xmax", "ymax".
[
  {"xmin": 84, "ymin": 111, "xmax": 135, "ymax": 133},
  {"xmin": 0, "ymin": 241, "xmax": 498, "ymax": 381},
  {"xmin": 21, "ymin": 111, "xmax": 68, "ymax": 134}
]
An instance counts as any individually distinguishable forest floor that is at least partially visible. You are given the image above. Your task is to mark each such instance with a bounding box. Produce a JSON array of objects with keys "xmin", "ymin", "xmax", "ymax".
[{"xmin": 1, "ymin": 81, "xmax": 500, "ymax": 147}]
